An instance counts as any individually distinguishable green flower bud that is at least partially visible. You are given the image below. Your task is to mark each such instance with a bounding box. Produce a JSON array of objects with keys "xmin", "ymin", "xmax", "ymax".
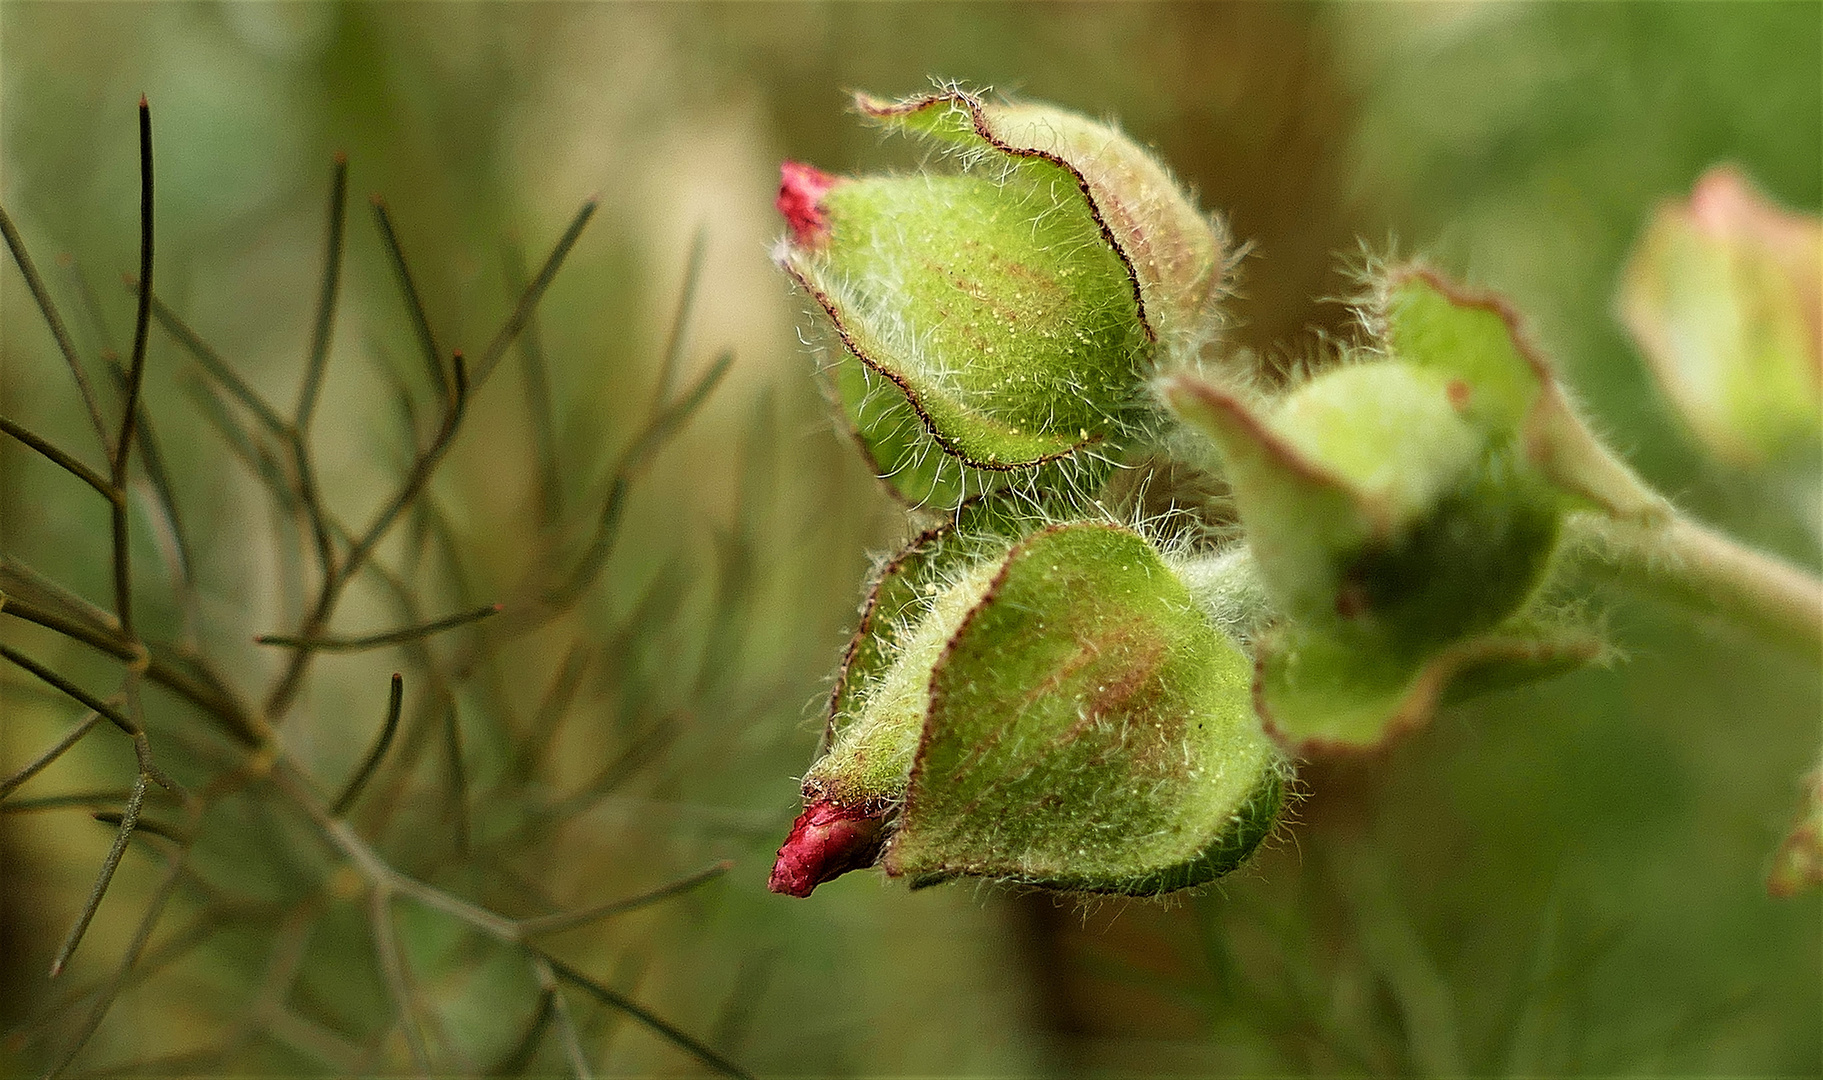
[
  {"xmin": 1166, "ymin": 268, "xmax": 1618, "ymax": 751},
  {"xmin": 1620, "ymin": 166, "xmax": 1822, "ymax": 466},
  {"xmin": 775, "ymin": 87, "xmax": 1229, "ymax": 509},
  {"xmin": 771, "ymin": 521, "xmax": 1286, "ymax": 896}
]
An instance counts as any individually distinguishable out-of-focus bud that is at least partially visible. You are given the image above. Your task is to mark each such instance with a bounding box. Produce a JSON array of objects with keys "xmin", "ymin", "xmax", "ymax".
[
  {"xmin": 770, "ymin": 521, "xmax": 1286, "ymax": 896},
  {"xmin": 1619, "ymin": 165, "xmax": 1823, "ymax": 466},
  {"xmin": 1166, "ymin": 268, "xmax": 1616, "ymax": 751},
  {"xmin": 1768, "ymin": 762, "xmax": 1823, "ymax": 899},
  {"xmin": 774, "ymin": 86, "xmax": 1230, "ymax": 509}
]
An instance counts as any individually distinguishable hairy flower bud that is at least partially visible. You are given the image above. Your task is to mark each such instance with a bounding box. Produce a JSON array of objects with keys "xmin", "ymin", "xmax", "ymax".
[
  {"xmin": 775, "ymin": 86, "xmax": 1229, "ymax": 508},
  {"xmin": 1619, "ymin": 165, "xmax": 1822, "ymax": 465},
  {"xmin": 771, "ymin": 520, "xmax": 1286, "ymax": 896},
  {"xmin": 1167, "ymin": 269, "xmax": 1616, "ymax": 751}
]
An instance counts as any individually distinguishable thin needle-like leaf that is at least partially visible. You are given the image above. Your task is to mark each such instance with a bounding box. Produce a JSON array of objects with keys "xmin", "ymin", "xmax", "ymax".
[
  {"xmin": 536, "ymin": 950, "xmax": 754, "ymax": 1080},
  {"xmin": 503, "ymin": 241, "xmax": 563, "ymax": 524},
  {"xmin": 91, "ymin": 810, "xmax": 184, "ymax": 843},
  {"xmin": 143, "ymin": 291, "xmax": 288, "ymax": 436},
  {"xmin": 0, "ymin": 643, "xmax": 138, "ymax": 736},
  {"xmin": 256, "ymin": 603, "xmax": 500, "ymax": 651},
  {"xmin": 0, "ymin": 204, "xmax": 111, "ymax": 455},
  {"xmin": 49, "ymin": 771, "xmax": 148, "ymax": 978},
  {"xmin": 297, "ymin": 154, "xmax": 349, "ymax": 429},
  {"xmin": 653, "ymin": 226, "xmax": 707, "ymax": 406},
  {"xmin": 506, "ymin": 642, "xmax": 592, "ymax": 786},
  {"xmin": 516, "ymin": 861, "xmax": 731, "ymax": 938},
  {"xmin": 0, "ymin": 417, "xmax": 116, "ymax": 499},
  {"xmin": 493, "ymin": 986, "xmax": 558, "ymax": 1077},
  {"xmin": 371, "ymin": 197, "xmax": 446, "ymax": 400},
  {"xmin": 109, "ymin": 97, "xmax": 155, "ymax": 643},
  {"xmin": 442, "ymin": 699, "xmax": 470, "ymax": 853},
  {"xmin": 332, "ymin": 673, "xmax": 404, "ymax": 817},
  {"xmin": 41, "ymin": 846, "xmax": 188, "ymax": 1078},
  {"xmin": 183, "ymin": 376, "xmax": 298, "ymax": 511},
  {"xmin": 0, "ymin": 709, "xmax": 105, "ymax": 800},
  {"xmin": 2, "ymin": 790, "xmax": 138, "ymax": 814},
  {"xmin": 545, "ymin": 352, "xmax": 733, "ymax": 609},
  {"xmin": 475, "ymin": 199, "xmax": 598, "ymax": 386}
]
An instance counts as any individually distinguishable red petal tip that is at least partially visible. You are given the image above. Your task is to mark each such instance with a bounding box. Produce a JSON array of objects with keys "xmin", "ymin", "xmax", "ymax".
[
  {"xmin": 777, "ymin": 161, "xmax": 839, "ymax": 249},
  {"xmin": 767, "ymin": 799, "xmax": 889, "ymax": 898}
]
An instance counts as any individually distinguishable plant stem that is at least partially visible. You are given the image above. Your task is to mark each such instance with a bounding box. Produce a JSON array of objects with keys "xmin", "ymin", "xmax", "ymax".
[{"xmin": 1569, "ymin": 511, "xmax": 1823, "ymax": 659}]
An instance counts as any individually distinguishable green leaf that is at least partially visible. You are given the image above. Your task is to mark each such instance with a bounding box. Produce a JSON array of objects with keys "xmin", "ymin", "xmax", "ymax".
[{"xmin": 885, "ymin": 522, "xmax": 1285, "ymax": 894}]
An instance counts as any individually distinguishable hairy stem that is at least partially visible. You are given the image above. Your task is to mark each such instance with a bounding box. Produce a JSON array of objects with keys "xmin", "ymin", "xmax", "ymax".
[{"xmin": 1569, "ymin": 511, "xmax": 1823, "ymax": 659}]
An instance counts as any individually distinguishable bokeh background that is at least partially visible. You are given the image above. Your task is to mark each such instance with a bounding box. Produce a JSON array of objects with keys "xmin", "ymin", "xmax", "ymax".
[{"xmin": 3, "ymin": 2, "xmax": 1818, "ymax": 1076}]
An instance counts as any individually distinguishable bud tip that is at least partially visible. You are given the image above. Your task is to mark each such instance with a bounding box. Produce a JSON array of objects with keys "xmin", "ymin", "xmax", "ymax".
[
  {"xmin": 767, "ymin": 798, "xmax": 889, "ymax": 897},
  {"xmin": 777, "ymin": 161, "xmax": 839, "ymax": 249}
]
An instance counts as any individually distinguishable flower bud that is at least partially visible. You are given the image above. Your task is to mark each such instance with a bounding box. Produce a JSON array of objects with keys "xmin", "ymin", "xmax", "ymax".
[
  {"xmin": 1768, "ymin": 762, "xmax": 1823, "ymax": 899},
  {"xmin": 1166, "ymin": 268, "xmax": 1614, "ymax": 751},
  {"xmin": 771, "ymin": 521, "xmax": 1286, "ymax": 896},
  {"xmin": 775, "ymin": 87, "xmax": 1229, "ymax": 509},
  {"xmin": 1619, "ymin": 166, "xmax": 1822, "ymax": 466}
]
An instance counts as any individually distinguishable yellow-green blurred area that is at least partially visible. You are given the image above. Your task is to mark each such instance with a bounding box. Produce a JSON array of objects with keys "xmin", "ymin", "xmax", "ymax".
[{"xmin": 1, "ymin": 3, "xmax": 1817, "ymax": 1076}]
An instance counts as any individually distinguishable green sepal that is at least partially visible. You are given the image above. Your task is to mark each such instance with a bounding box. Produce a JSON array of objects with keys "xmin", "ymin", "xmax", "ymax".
[
  {"xmin": 1255, "ymin": 618, "xmax": 1605, "ymax": 754},
  {"xmin": 885, "ymin": 522, "xmax": 1286, "ymax": 894},
  {"xmin": 856, "ymin": 88, "xmax": 1230, "ymax": 365},
  {"xmin": 1162, "ymin": 374, "xmax": 1380, "ymax": 625},
  {"xmin": 1377, "ymin": 267, "xmax": 1665, "ymax": 520},
  {"xmin": 784, "ymin": 167, "xmax": 1147, "ymax": 509},
  {"xmin": 822, "ymin": 496, "xmax": 1028, "ymax": 749}
]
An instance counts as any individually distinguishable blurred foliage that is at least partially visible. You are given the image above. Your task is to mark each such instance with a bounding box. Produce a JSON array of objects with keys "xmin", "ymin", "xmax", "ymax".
[{"xmin": 1, "ymin": 2, "xmax": 1816, "ymax": 1077}]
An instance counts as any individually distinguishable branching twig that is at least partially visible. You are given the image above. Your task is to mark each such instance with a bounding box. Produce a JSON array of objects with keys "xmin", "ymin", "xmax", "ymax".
[
  {"xmin": 365, "ymin": 887, "xmax": 434, "ymax": 1076},
  {"xmin": 0, "ymin": 574, "xmax": 261, "ymax": 747},
  {"xmin": 533, "ymin": 957, "xmax": 596, "ymax": 1080},
  {"xmin": 104, "ymin": 356, "xmax": 196, "ymax": 641}
]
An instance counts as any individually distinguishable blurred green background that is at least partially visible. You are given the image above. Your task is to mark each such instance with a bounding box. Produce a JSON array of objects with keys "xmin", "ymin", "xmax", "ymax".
[{"xmin": 2, "ymin": 2, "xmax": 1817, "ymax": 1076}]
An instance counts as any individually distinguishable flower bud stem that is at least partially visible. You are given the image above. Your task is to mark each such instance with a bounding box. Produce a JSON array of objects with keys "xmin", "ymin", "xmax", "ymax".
[{"xmin": 1570, "ymin": 511, "xmax": 1823, "ymax": 658}]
